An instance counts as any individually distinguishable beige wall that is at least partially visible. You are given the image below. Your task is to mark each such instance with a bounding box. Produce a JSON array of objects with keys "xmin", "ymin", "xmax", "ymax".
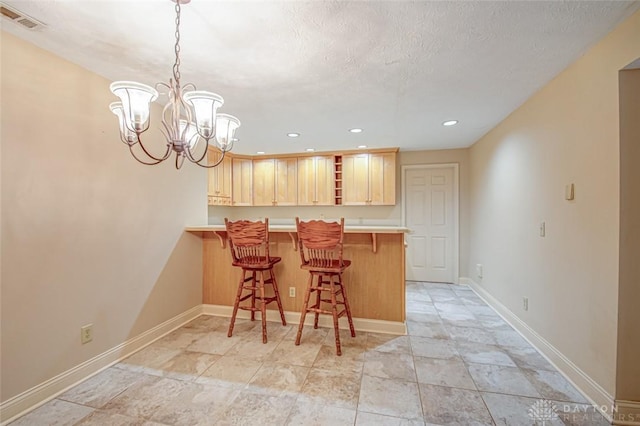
[
  {"xmin": 468, "ymin": 10, "xmax": 640, "ymax": 398},
  {"xmin": 0, "ymin": 32, "xmax": 205, "ymax": 402},
  {"xmin": 617, "ymin": 68, "xmax": 640, "ymax": 402},
  {"xmin": 210, "ymin": 148, "xmax": 470, "ymax": 276}
]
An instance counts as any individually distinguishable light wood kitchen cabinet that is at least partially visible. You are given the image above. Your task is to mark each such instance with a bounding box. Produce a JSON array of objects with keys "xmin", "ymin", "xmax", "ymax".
[
  {"xmin": 253, "ymin": 158, "xmax": 297, "ymax": 206},
  {"xmin": 207, "ymin": 149, "xmax": 232, "ymax": 206},
  {"xmin": 297, "ymin": 155, "xmax": 335, "ymax": 205},
  {"xmin": 274, "ymin": 158, "xmax": 297, "ymax": 205},
  {"xmin": 342, "ymin": 151, "xmax": 396, "ymax": 205},
  {"xmin": 232, "ymin": 157, "xmax": 253, "ymax": 206}
]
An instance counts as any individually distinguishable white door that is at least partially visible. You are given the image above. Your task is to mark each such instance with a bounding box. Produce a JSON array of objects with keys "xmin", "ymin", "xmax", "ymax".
[{"xmin": 404, "ymin": 166, "xmax": 457, "ymax": 283}]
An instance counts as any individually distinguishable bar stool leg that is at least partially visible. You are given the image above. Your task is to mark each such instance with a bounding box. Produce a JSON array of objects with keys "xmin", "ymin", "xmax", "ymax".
[
  {"xmin": 295, "ymin": 273, "xmax": 314, "ymax": 346},
  {"xmin": 228, "ymin": 269, "xmax": 247, "ymax": 338},
  {"xmin": 313, "ymin": 274, "xmax": 322, "ymax": 329},
  {"xmin": 250, "ymin": 271, "xmax": 257, "ymax": 322},
  {"xmin": 330, "ymin": 274, "xmax": 342, "ymax": 356},
  {"xmin": 259, "ymin": 270, "xmax": 268, "ymax": 344},
  {"xmin": 270, "ymin": 268, "xmax": 287, "ymax": 326},
  {"xmin": 339, "ymin": 273, "xmax": 356, "ymax": 338}
]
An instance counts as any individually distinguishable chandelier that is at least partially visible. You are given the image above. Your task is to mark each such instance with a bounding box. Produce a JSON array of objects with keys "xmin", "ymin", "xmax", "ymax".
[{"xmin": 108, "ymin": 0, "xmax": 239, "ymax": 169}]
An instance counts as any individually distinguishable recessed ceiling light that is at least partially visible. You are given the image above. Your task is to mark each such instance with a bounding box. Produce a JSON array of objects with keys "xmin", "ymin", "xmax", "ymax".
[
  {"xmin": 257, "ymin": 151, "xmax": 265, "ymax": 154},
  {"xmin": 287, "ymin": 132, "xmax": 300, "ymax": 138},
  {"xmin": 358, "ymin": 145, "xmax": 367, "ymax": 149},
  {"xmin": 349, "ymin": 128, "xmax": 363, "ymax": 133},
  {"xmin": 305, "ymin": 148, "xmax": 315, "ymax": 152},
  {"xmin": 442, "ymin": 120, "xmax": 458, "ymax": 126}
]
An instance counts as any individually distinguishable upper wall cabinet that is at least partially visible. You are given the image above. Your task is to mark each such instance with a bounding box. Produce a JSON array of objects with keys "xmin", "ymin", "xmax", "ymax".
[
  {"xmin": 232, "ymin": 157, "xmax": 253, "ymax": 206},
  {"xmin": 253, "ymin": 158, "xmax": 297, "ymax": 206},
  {"xmin": 297, "ymin": 155, "xmax": 335, "ymax": 206},
  {"xmin": 342, "ymin": 151, "xmax": 396, "ymax": 205},
  {"xmin": 207, "ymin": 149, "xmax": 232, "ymax": 206},
  {"xmin": 275, "ymin": 158, "xmax": 298, "ymax": 206},
  {"xmin": 208, "ymin": 148, "xmax": 397, "ymax": 208}
]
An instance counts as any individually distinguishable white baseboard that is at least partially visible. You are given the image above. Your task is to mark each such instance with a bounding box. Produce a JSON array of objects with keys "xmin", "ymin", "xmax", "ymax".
[
  {"xmin": 614, "ymin": 400, "xmax": 640, "ymax": 425},
  {"xmin": 462, "ymin": 277, "xmax": 616, "ymax": 423},
  {"xmin": 0, "ymin": 305, "xmax": 203, "ymax": 425},
  {"xmin": 202, "ymin": 304, "xmax": 407, "ymax": 335}
]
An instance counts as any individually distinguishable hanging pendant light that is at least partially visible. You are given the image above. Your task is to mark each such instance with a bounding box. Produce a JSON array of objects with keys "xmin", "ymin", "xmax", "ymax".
[{"xmin": 108, "ymin": 0, "xmax": 239, "ymax": 169}]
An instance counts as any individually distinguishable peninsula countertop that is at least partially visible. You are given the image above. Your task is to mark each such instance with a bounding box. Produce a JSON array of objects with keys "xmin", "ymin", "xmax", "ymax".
[{"xmin": 185, "ymin": 224, "xmax": 410, "ymax": 234}]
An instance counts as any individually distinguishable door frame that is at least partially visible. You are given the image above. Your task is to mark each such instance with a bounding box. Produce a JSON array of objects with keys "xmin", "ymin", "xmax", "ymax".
[{"xmin": 401, "ymin": 163, "xmax": 460, "ymax": 284}]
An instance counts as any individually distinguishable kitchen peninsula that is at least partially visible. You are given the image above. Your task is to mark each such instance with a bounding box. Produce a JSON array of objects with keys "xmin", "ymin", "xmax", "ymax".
[{"xmin": 186, "ymin": 224, "xmax": 408, "ymax": 333}]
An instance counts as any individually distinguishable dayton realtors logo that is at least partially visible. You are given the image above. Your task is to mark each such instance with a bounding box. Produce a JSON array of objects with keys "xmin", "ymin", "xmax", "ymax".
[{"xmin": 528, "ymin": 399, "xmax": 559, "ymax": 424}]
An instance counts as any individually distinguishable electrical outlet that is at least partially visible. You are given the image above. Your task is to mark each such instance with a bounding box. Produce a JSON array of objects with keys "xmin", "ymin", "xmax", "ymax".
[
  {"xmin": 80, "ymin": 324, "xmax": 93, "ymax": 344},
  {"xmin": 476, "ymin": 264, "xmax": 483, "ymax": 279},
  {"xmin": 289, "ymin": 287, "xmax": 296, "ymax": 297},
  {"xmin": 523, "ymin": 297, "xmax": 529, "ymax": 311}
]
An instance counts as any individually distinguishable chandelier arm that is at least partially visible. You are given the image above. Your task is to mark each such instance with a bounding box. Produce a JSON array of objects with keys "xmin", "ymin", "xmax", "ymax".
[
  {"xmin": 182, "ymin": 144, "xmax": 198, "ymax": 163},
  {"xmin": 136, "ymin": 134, "xmax": 173, "ymax": 162},
  {"xmin": 118, "ymin": 132, "xmax": 139, "ymax": 146},
  {"xmin": 156, "ymin": 82, "xmax": 171, "ymax": 92},
  {"xmin": 184, "ymin": 139, "xmax": 210, "ymax": 164},
  {"xmin": 192, "ymin": 149, "xmax": 226, "ymax": 169},
  {"xmin": 128, "ymin": 145, "xmax": 165, "ymax": 165}
]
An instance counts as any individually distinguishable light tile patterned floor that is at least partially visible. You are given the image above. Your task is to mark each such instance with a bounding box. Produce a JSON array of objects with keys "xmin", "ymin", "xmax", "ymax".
[{"xmin": 9, "ymin": 283, "xmax": 609, "ymax": 425}]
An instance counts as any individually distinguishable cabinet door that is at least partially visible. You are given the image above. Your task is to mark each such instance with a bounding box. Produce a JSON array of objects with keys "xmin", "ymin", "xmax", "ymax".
[
  {"xmin": 208, "ymin": 150, "xmax": 220, "ymax": 197},
  {"xmin": 342, "ymin": 153, "xmax": 370, "ymax": 205},
  {"xmin": 315, "ymin": 156, "xmax": 335, "ymax": 205},
  {"xmin": 219, "ymin": 155, "xmax": 232, "ymax": 198},
  {"xmin": 232, "ymin": 158, "xmax": 253, "ymax": 206},
  {"xmin": 297, "ymin": 157, "xmax": 316, "ymax": 206},
  {"xmin": 207, "ymin": 150, "xmax": 232, "ymax": 204},
  {"xmin": 252, "ymin": 158, "xmax": 275, "ymax": 206},
  {"xmin": 275, "ymin": 158, "xmax": 297, "ymax": 206},
  {"xmin": 369, "ymin": 152, "xmax": 396, "ymax": 205}
]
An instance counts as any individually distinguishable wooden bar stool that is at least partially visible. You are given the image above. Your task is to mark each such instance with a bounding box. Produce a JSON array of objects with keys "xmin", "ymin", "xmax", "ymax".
[
  {"xmin": 295, "ymin": 217, "xmax": 355, "ymax": 355},
  {"xmin": 225, "ymin": 218, "xmax": 286, "ymax": 343}
]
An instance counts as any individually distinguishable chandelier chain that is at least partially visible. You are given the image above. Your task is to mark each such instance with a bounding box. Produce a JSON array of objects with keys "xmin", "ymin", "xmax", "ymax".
[{"xmin": 173, "ymin": 1, "xmax": 181, "ymax": 84}]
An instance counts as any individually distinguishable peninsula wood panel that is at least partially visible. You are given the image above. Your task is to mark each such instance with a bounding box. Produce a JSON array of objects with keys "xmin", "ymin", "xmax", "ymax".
[{"xmin": 202, "ymin": 231, "xmax": 405, "ymax": 322}]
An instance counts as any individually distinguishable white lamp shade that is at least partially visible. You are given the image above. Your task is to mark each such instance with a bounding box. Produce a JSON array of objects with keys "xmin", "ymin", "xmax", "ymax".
[
  {"xmin": 109, "ymin": 102, "xmax": 138, "ymax": 144},
  {"xmin": 110, "ymin": 81, "xmax": 158, "ymax": 132},
  {"xmin": 215, "ymin": 113, "xmax": 240, "ymax": 150},
  {"xmin": 182, "ymin": 91, "xmax": 224, "ymax": 139},
  {"xmin": 179, "ymin": 120, "xmax": 201, "ymax": 149}
]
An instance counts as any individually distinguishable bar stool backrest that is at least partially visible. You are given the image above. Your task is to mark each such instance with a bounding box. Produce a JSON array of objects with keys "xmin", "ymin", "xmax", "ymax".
[
  {"xmin": 295, "ymin": 217, "xmax": 345, "ymax": 269},
  {"xmin": 224, "ymin": 218, "xmax": 271, "ymax": 266}
]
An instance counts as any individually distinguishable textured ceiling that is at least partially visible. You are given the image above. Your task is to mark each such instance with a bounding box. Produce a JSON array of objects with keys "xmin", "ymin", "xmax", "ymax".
[{"xmin": 2, "ymin": 0, "xmax": 639, "ymax": 155}]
